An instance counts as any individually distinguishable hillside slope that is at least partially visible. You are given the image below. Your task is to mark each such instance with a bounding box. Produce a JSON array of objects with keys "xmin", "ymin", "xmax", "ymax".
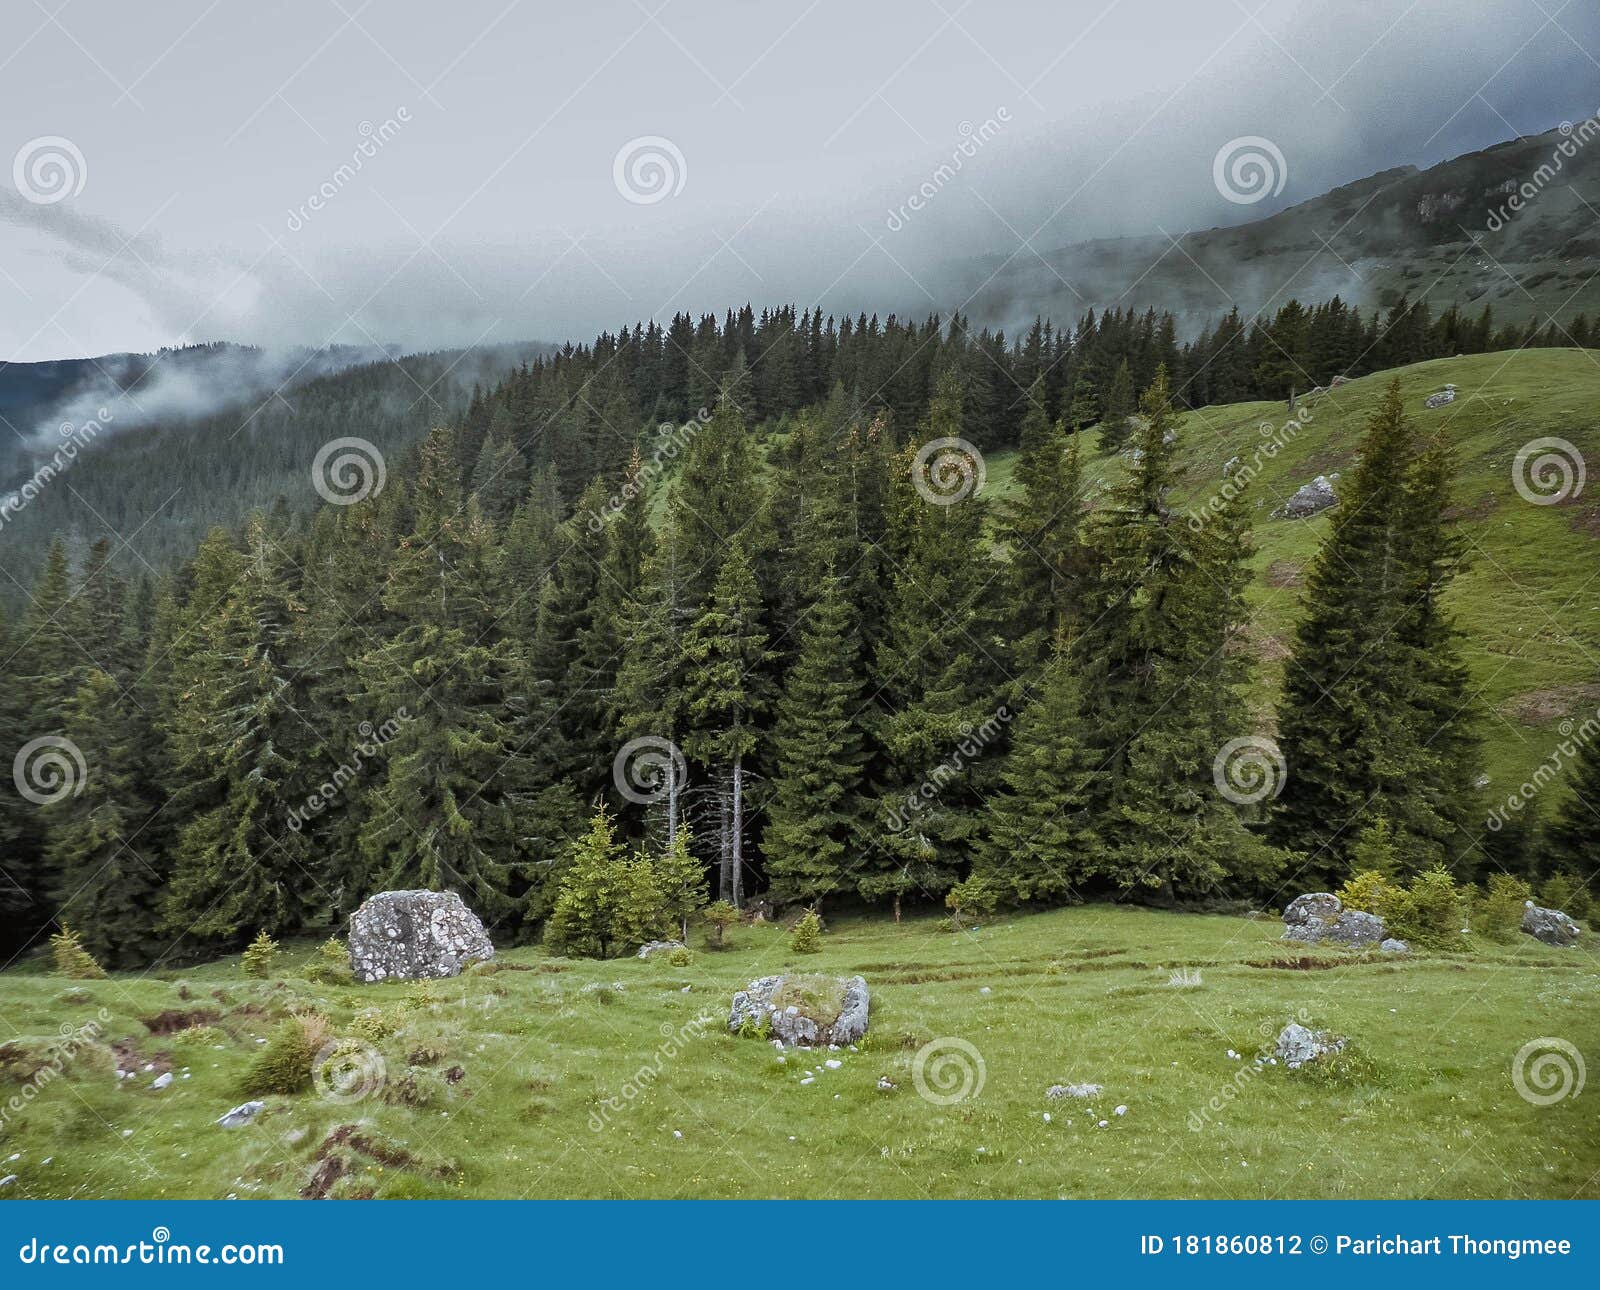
[
  {"xmin": 962, "ymin": 127, "xmax": 1600, "ymax": 332},
  {"xmin": 1001, "ymin": 348, "xmax": 1599, "ymax": 795}
]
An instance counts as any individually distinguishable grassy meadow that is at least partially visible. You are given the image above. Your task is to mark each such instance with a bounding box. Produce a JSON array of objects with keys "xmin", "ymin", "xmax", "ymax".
[{"xmin": 1, "ymin": 905, "xmax": 1595, "ymax": 1200}]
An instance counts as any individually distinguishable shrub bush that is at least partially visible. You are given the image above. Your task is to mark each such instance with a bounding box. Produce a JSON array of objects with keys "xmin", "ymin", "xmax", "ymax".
[
  {"xmin": 1334, "ymin": 870, "xmax": 1402, "ymax": 920},
  {"xmin": 239, "ymin": 1013, "xmax": 330, "ymax": 1097},
  {"xmin": 1538, "ymin": 872, "xmax": 1592, "ymax": 920},
  {"xmin": 790, "ymin": 909, "xmax": 823, "ymax": 954},
  {"xmin": 666, "ymin": 946, "xmax": 695, "ymax": 967},
  {"xmin": 702, "ymin": 901, "xmax": 739, "ymax": 950},
  {"xmin": 1387, "ymin": 866, "xmax": 1466, "ymax": 949},
  {"xmin": 241, "ymin": 931, "xmax": 278, "ymax": 979},
  {"xmin": 1475, "ymin": 873, "xmax": 1533, "ymax": 942},
  {"xmin": 303, "ymin": 938, "xmax": 353, "ymax": 985},
  {"xmin": 49, "ymin": 926, "xmax": 107, "ymax": 979}
]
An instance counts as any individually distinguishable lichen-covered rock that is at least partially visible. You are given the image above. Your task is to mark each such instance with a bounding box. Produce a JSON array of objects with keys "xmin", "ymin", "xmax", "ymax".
[
  {"xmin": 636, "ymin": 940, "xmax": 685, "ymax": 959},
  {"xmin": 728, "ymin": 974, "xmax": 870, "ymax": 1046},
  {"xmin": 347, "ymin": 890, "xmax": 494, "ymax": 983},
  {"xmin": 1379, "ymin": 938, "xmax": 1410, "ymax": 954},
  {"xmin": 1274, "ymin": 475, "xmax": 1339, "ymax": 518},
  {"xmin": 1282, "ymin": 892, "xmax": 1387, "ymax": 947},
  {"xmin": 1275, "ymin": 1023, "xmax": 1346, "ymax": 1070},
  {"xmin": 1424, "ymin": 386, "xmax": 1457, "ymax": 409},
  {"xmin": 1522, "ymin": 902, "xmax": 1581, "ymax": 948}
]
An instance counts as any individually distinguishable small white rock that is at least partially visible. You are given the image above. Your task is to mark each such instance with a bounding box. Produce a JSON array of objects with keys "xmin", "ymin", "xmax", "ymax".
[
  {"xmin": 5, "ymin": 1153, "xmax": 19, "ymax": 1162},
  {"xmin": 151, "ymin": 1072, "xmax": 173, "ymax": 1090},
  {"xmin": 672, "ymin": 1130, "xmax": 682, "ymax": 1139},
  {"xmin": 824, "ymin": 1059, "xmax": 842, "ymax": 1070},
  {"xmin": 1114, "ymin": 1105, "xmax": 1127, "ymax": 1116},
  {"xmin": 979, "ymin": 986, "xmax": 992, "ymax": 995},
  {"xmin": 800, "ymin": 1077, "xmax": 815, "ymax": 1085},
  {"xmin": 121, "ymin": 1129, "xmax": 133, "ymax": 1138},
  {"xmin": 1097, "ymin": 1120, "xmax": 1109, "ymax": 1128},
  {"xmin": 0, "ymin": 1176, "xmax": 16, "ymax": 1189},
  {"xmin": 1042, "ymin": 1113, "xmax": 1051, "ymax": 1123}
]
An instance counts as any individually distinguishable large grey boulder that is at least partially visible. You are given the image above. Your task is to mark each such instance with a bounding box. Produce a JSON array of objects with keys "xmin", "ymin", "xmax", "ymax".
[
  {"xmin": 1275, "ymin": 1023, "xmax": 1346, "ymax": 1070},
  {"xmin": 729, "ymin": 974, "xmax": 870, "ymax": 1047},
  {"xmin": 1522, "ymin": 902, "xmax": 1581, "ymax": 948},
  {"xmin": 1274, "ymin": 475, "xmax": 1339, "ymax": 518},
  {"xmin": 348, "ymin": 890, "xmax": 494, "ymax": 983},
  {"xmin": 1282, "ymin": 892, "xmax": 1387, "ymax": 947},
  {"xmin": 636, "ymin": 940, "xmax": 685, "ymax": 959}
]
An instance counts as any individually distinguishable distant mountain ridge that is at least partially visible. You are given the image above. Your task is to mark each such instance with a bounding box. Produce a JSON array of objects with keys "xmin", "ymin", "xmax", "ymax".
[{"xmin": 961, "ymin": 124, "xmax": 1600, "ymax": 333}]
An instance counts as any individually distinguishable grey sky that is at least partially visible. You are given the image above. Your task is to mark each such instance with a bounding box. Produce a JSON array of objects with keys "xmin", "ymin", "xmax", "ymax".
[{"xmin": 2, "ymin": 0, "xmax": 1597, "ymax": 360}]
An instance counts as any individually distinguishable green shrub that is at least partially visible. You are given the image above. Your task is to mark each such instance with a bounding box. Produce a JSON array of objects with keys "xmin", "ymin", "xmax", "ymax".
[
  {"xmin": 241, "ymin": 931, "xmax": 279, "ymax": 979},
  {"xmin": 1387, "ymin": 866, "xmax": 1466, "ymax": 949},
  {"xmin": 945, "ymin": 874, "xmax": 998, "ymax": 928},
  {"xmin": 790, "ymin": 909, "xmax": 823, "ymax": 954},
  {"xmin": 239, "ymin": 1013, "xmax": 330, "ymax": 1097},
  {"xmin": 702, "ymin": 901, "xmax": 739, "ymax": 950},
  {"xmin": 666, "ymin": 946, "xmax": 695, "ymax": 967},
  {"xmin": 350, "ymin": 1008, "xmax": 403, "ymax": 1042},
  {"xmin": 303, "ymin": 938, "xmax": 353, "ymax": 985},
  {"xmin": 1334, "ymin": 870, "xmax": 1401, "ymax": 920},
  {"xmin": 1475, "ymin": 873, "xmax": 1533, "ymax": 942},
  {"xmin": 49, "ymin": 926, "xmax": 106, "ymax": 980},
  {"xmin": 1538, "ymin": 873, "xmax": 1592, "ymax": 920}
]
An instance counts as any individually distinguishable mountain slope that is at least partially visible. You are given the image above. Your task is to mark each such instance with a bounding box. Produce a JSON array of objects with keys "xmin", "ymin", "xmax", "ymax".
[{"xmin": 962, "ymin": 126, "xmax": 1600, "ymax": 333}]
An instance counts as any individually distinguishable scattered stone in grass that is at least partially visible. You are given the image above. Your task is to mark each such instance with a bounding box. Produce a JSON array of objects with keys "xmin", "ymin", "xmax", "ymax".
[
  {"xmin": 0, "ymin": 1176, "xmax": 15, "ymax": 1188},
  {"xmin": 1522, "ymin": 902, "xmax": 1581, "ymax": 947},
  {"xmin": 800, "ymin": 1076, "xmax": 815, "ymax": 1085},
  {"xmin": 120, "ymin": 1129, "xmax": 133, "ymax": 1138},
  {"xmin": 979, "ymin": 986, "xmax": 991, "ymax": 995},
  {"xmin": 824, "ymin": 1059, "xmax": 842, "ymax": 1070},
  {"xmin": 1275, "ymin": 1023, "xmax": 1347, "ymax": 1070},
  {"xmin": 876, "ymin": 1077, "xmax": 896, "ymax": 1091},
  {"xmin": 1380, "ymin": 938, "xmax": 1410, "ymax": 954},
  {"xmin": 1042, "ymin": 1113, "xmax": 1051, "ymax": 1123},
  {"xmin": 216, "ymin": 1101, "xmax": 265, "ymax": 1128},
  {"xmin": 151, "ymin": 1072, "xmax": 173, "ymax": 1090},
  {"xmin": 1046, "ymin": 1083, "xmax": 1102, "ymax": 1099},
  {"xmin": 672, "ymin": 1130, "xmax": 682, "ymax": 1139},
  {"xmin": 1114, "ymin": 1105, "xmax": 1127, "ymax": 1116},
  {"xmin": 1097, "ymin": 1120, "xmax": 1109, "ymax": 1128}
]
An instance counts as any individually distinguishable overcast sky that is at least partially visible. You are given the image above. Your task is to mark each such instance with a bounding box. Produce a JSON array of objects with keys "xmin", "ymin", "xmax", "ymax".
[{"xmin": 2, "ymin": 0, "xmax": 1597, "ymax": 361}]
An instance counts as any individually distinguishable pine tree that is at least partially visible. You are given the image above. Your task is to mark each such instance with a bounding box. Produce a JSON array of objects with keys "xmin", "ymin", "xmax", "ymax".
[
  {"xmin": 763, "ymin": 567, "xmax": 868, "ymax": 909},
  {"xmin": 681, "ymin": 541, "xmax": 771, "ymax": 906},
  {"xmin": 356, "ymin": 432, "xmax": 528, "ymax": 925},
  {"xmin": 973, "ymin": 653, "xmax": 1098, "ymax": 903},
  {"xmin": 45, "ymin": 669, "xmax": 163, "ymax": 966},
  {"xmin": 165, "ymin": 514, "xmax": 324, "ymax": 944},
  {"xmin": 545, "ymin": 806, "xmax": 628, "ymax": 958},
  {"xmin": 1273, "ymin": 380, "xmax": 1477, "ymax": 883},
  {"xmin": 1546, "ymin": 724, "xmax": 1600, "ymax": 887},
  {"xmin": 652, "ymin": 824, "xmax": 707, "ymax": 940},
  {"xmin": 1098, "ymin": 358, "xmax": 1136, "ymax": 452}
]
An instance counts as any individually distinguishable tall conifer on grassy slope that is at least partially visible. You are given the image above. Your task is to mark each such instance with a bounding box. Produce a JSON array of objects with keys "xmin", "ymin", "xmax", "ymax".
[
  {"xmin": 1545, "ymin": 722, "xmax": 1600, "ymax": 888},
  {"xmin": 1273, "ymin": 380, "xmax": 1479, "ymax": 883},
  {"xmin": 973, "ymin": 651, "xmax": 1100, "ymax": 903},
  {"xmin": 682, "ymin": 541, "xmax": 771, "ymax": 906},
  {"xmin": 165, "ymin": 514, "xmax": 324, "ymax": 943},
  {"xmin": 356, "ymin": 430, "xmax": 527, "ymax": 924},
  {"xmin": 1074, "ymin": 368, "xmax": 1278, "ymax": 899},
  {"xmin": 764, "ymin": 567, "xmax": 868, "ymax": 910},
  {"xmin": 47, "ymin": 669, "xmax": 163, "ymax": 966}
]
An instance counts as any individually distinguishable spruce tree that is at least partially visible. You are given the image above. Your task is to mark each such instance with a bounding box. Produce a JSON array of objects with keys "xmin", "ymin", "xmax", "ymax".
[
  {"xmin": 763, "ymin": 567, "xmax": 868, "ymax": 909},
  {"xmin": 1546, "ymin": 725, "xmax": 1600, "ymax": 887},
  {"xmin": 681, "ymin": 541, "xmax": 771, "ymax": 906},
  {"xmin": 47, "ymin": 669, "xmax": 163, "ymax": 967}
]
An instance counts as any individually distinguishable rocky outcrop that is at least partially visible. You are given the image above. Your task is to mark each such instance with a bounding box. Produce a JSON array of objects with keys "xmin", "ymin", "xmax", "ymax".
[
  {"xmin": 347, "ymin": 890, "xmax": 494, "ymax": 983},
  {"xmin": 1424, "ymin": 385, "xmax": 1458, "ymax": 409},
  {"xmin": 1275, "ymin": 1023, "xmax": 1346, "ymax": 1070},
  {"xmin": 1282, "ymin": 893, "xmax": 1387, "ymax": 947},
  {"xmin": 729, "ymin": 975, "xmax": 870, "ymax": 1046},
  {"xmin": 636, "ymin": 940, "xmax": 685, "ymax": 959},
  {"xmin": 1274, "ymin": 475, "xmax": 1339, "ymax": 518},
  {"xmin": 1522, "ymin": 902, "xmax": 1581, "ymax": 948}
]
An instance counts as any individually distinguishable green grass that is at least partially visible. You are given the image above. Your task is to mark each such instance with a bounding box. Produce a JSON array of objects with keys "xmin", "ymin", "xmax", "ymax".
[
  {"xmin": 1, "ymin": 905, "xmax": 1595, "ymax": 1199},
  {"xmin": 990, "ymin": 348, "xmax": 1600, "ymax": 793}
]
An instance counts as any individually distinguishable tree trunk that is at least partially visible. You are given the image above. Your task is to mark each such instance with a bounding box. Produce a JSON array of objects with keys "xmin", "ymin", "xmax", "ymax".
[
  {"xmin": 731, "ymin": 753, "xmax": 745, "ymax": 909},
  {"xmin": 893, "ymin": 891, "xmax": 902, "ymax": 923},
  {"xmin": 717, "ymin": 783, "xmax": 733, "ymax": 905},
  {"xmin": 666, "ymin": 756, "xmax": 679, "ymax": 848}
]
